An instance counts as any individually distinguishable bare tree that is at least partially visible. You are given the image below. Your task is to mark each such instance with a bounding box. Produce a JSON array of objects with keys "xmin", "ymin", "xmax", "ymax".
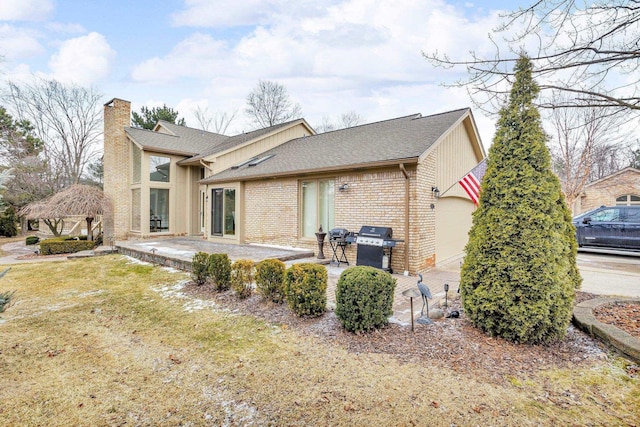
[
  {"xmin": 245, "ymin": 80, "xmax": 302, "ymax": 128},
  {"xmin": 314, "ymin": 111, "xmax": 364, "ymax": 133},
  {"xmin": 425, "ymin": 1, "xmax": 640, "ymax": 115},
  {"xmin": 338, "ymin": 111, "xmax": 364, "ymax": 128},
  {"xmin": 3, "ymin": 78, "xmax": 103, "ymax": 189},
  {"xmin": 192, "ymin": 105, "xmax": 237, "ymax": 134},
  {"xmin": 547, "ymin": 99, "xmax": 629, "ymax": 210}
]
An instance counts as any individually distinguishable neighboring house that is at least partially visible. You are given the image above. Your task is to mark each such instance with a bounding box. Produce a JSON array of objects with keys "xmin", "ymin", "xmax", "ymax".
[
  {"xmin": 574, "ymin": 167, "xmax": 640, "ymax": 214},
  {"xmin": 104, "ymin": 98, "xmax": 485, "ymax": 274}
]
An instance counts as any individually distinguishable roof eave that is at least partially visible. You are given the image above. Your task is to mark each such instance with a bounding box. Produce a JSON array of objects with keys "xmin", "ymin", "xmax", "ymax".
[{"xmin": 200, "ymin": 157, "xmax": 419, "ymax": 185}]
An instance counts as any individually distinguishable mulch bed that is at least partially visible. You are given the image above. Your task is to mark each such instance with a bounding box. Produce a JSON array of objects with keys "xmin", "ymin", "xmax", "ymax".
[
  {"xmin": 594, "ymin": 302, "xmax": 640, "ymax": 339},
  {"xmin": 183, "ymin": 284, "xmax": 627, "ymax": 383}
]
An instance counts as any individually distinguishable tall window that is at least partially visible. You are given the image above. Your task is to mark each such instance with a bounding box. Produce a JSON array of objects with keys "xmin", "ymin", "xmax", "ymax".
[
  {"xmin": 301, "ymin": 179, "xmax": 334, "ymax": 237},
  {"xmin": 131, "ymin": 189, "xmax": 141, "ymax": 231},
  {"xmin": 150, "ymin": 156, "xmax": 170, "ymax": 182},
  {"xmin": 211, "ymin": 188, "xmax": 236, "ymax": 236},
  {"xmin": 132, "ymin": 146, "xmax": 141, "ymax": 183},
  {"xmin": 150, "ymin": 188, "xmax": 169, "ymax": 232},
  {"xmin": 616, "ymin": 195, "xmax": 640, "ymax": 206}
]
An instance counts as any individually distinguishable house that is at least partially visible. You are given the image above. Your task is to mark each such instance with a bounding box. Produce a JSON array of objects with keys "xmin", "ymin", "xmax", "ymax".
[
  {"xmin": 573, "ymin": 167, "xmax": 640, "ymax": 214},
  {"xmin": 104, "ymin": 98, "xmax": 485, "ymax": 274}
]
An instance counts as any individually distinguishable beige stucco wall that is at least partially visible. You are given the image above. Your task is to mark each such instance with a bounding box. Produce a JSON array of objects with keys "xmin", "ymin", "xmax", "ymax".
[
  {"xmin": 431, "ymin": 117, "xmax": 484, "ymax": 266},
  {"xmin": 575, "ymin": 168, "xmax": 640, "ymax": 214},
  {"xmin": 205, "ymin": 123, "xmax": 312, "ymax": 175}
]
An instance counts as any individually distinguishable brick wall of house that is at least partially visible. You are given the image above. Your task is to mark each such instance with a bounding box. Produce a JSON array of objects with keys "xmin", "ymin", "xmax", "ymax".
[
  {"xmin": 242, "ymin": 166, "xmax": 418, "ymax": 274},
  {"xmin": 577, "ymin": 168, "xmax": 640, "ymax": 213},
  {"xmin": 103, "ymin": 99, "xmax": 131, "ymax": 240},
  {"xmin": 243, "ymin": 178, "xmax": 300, "ymax": 248}
]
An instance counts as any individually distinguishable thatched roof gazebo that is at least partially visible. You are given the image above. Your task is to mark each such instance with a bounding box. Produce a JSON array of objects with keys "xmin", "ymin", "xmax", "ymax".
[{"xmin": 20, "ymin": 185, "xmax": 112, "ymax": 241}]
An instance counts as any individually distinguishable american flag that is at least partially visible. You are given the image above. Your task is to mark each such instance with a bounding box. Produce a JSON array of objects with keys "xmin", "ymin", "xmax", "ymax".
[{"xmin": 458, "ymin": 158, "xmax": 487, "ymax": 205}]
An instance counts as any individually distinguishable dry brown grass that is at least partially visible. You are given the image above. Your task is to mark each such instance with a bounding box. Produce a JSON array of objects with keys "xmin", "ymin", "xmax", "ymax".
[{"xmin": 0, "ymin": 255, "xmax": 638, "ymax": 426}]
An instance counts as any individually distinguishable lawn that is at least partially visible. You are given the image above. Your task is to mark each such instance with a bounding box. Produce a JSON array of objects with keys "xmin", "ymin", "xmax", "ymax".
[{"xmin": 0, "ymin": 255, "xmax": 638, "ymax": 426}]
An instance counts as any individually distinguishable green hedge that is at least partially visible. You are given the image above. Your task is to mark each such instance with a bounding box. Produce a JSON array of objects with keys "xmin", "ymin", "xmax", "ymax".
[
  {"xmin": 285, "ymin": 263, "xmax": 327, "ymax": 317},
  {"xmin": 191, "ymin": 252, "xmax": 210, "ymax": 285},
  {"xmin": 25, "ymin": 236, "xmax": 40, "ymax": 245},
  {"xmin": 39, "ymin": 237, "xmax": 96, "ymax": 255},
  {"xmin": 208, "ymin": 253, "xmax": 231, "ymax": 291},
  {"xmin": 231, "ymin": 259, "xmax": 255, "ymax": 299},
  {"xmin": 255, "ymin": 259, "xmax": 286, "ymax": 303},
  {"xmin": 335, "ymin": 266, "xmax": 397, "ymax": 333}
]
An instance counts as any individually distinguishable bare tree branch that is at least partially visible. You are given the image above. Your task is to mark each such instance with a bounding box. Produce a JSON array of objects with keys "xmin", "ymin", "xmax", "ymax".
[
  {"xmin": 2, "ymin": 78, "xmax": 102, "ymax": 189},
  {"xmin": 245, "ymin": 80, "xmax": 302, "ymax": 128},
  {"xmin": 193, "ymin": 105, "xmax": 237, "ymax": 134},
  {"xmin": 425, "ymin": 0, "xmax": 640, "ymax": 114}
]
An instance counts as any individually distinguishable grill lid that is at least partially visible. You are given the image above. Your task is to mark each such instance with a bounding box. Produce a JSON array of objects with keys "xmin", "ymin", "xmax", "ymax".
[
  {"xmin": 357, "ymin": 225, "xmax": 392, "ymax": 240},
  {"xmin": 329, "ymin": 228, "xmax": 350, "ymax": 240}
]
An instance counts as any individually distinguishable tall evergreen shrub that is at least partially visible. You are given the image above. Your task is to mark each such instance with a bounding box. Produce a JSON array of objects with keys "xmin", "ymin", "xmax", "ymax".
[{"xmin": 460, "ymin": 56, "xmax": 581, "ymax": 344}]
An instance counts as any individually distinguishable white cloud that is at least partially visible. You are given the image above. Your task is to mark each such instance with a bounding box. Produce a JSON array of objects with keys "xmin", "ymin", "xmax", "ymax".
[
  {"xmin": 0, "ymin": 0, "xmax": 54, "ymax": 21},
  {"xmin": 171, "ymin": 0, "xmax": 334, "ymax": 27},
  {"xmin": 132, "ymin": 0, "xmax": 505, "ymax": 141},
  {"xmin": 0, "ymin": 24, "xmax": 43, "ymax": 59},
  {"xmin": 131, "ymin": 33, "xmax": 229, "ymax": 84},
  {"xmin": 48, "ymin": 32, "xmax": 116, "ymax": 86}
]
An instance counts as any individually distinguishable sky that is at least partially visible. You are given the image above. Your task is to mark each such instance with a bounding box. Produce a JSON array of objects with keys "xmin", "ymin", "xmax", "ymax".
[{"xmin": 0, "ymin": 0, "xmax": 521, "ymax": 148}]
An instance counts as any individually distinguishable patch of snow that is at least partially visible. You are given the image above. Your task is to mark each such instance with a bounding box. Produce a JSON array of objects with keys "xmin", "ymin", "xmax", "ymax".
[
  {"xmin": 134, "ymin": 244, "xmax": 195, "ymax": 257},
  {"xmin": 78, "ymin": 290, "xmax": 105, "ymax": 298},
  {"xmin": 388, "ymin": 316, "xmax": 409, "ymax": 327},
  {"xmin": 152, "ymin": 280, "xmax": 220, "ymax": 313},
  {"xmin": 125, "ymin": 256, "xmax": 152, "ymax": 266},
  {"xmin": 201, "ymin": 384, "xmax": 258, "ymax": 426},
  {"xmin": 161, "ymin": 266, "xmax": 183, "ymax": 274},
  {"xmin": 249, "ymin": 243, "xmax": 309, "ymax": 252}
]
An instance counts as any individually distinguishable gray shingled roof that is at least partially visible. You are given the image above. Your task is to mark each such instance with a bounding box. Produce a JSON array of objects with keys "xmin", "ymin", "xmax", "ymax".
[
  {"xmin": 202, "ymin": 108, "xmax": 471, "ymax": 183},
  {"xmin": 125, "ymin": 121, "xmax": 229, "ymax": 156}
]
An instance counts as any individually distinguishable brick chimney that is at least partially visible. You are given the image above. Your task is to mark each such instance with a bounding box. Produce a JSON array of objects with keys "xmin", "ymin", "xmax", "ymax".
[{"xmin": 103, "ymin": 98, "xmax": 131, "ymax": 240}]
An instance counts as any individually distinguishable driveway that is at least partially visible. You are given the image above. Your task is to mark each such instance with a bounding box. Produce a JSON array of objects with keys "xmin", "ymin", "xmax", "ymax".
[{"xmin": 577, "ymin": 252, "xmax": 640, "ymax": 297}]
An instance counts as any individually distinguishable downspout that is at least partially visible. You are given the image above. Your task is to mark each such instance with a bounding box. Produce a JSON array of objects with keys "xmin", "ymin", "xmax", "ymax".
[{"xmin": 399, "ymin": 164, "xmax": 410, "ymax": 275}]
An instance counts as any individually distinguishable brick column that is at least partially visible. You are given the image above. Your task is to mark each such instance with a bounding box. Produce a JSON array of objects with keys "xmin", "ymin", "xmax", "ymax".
[{"xmin": 103, "ymin": 98, "xmax": 131, "ymax": 240}]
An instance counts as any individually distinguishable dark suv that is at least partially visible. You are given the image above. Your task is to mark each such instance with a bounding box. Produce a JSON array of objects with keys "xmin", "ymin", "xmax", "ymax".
[{"xmin": 573, "ymin": 206, "xmax": 640, "ymax": 250}]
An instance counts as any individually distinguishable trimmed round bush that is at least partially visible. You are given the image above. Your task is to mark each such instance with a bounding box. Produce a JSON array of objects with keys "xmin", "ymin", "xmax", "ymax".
[
  {"xmin": 231, "ymin": 259, "xmax": 255, "ymax": 299},
  {"xmin": 284, "ymin": 263, "xmax": 327, "ymax": 317},
  {"xmin": 191, "ymin": 251, "xmax": 209, "ymax": 285},
  {"xmin": 255, "ymin": 259, "xmax": 286, "ymax": 303},
  {"xmin": 208, "ymin": 253, "xmax": 231, "ymax": 291},
  {"xmin": 335, "ymin": 266, "xmax": 397, "ymax": 333}
]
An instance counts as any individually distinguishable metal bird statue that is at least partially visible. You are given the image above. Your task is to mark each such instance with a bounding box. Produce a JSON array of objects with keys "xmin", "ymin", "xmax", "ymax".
[{"xmin": 417, "ymin": 274, "xmax": 433, "ymax": 322}]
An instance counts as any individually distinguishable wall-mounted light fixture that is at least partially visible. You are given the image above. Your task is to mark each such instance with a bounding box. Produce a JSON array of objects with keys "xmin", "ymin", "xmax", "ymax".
[
  {"xmin": 431, "ymin": 186, "xmax": 440, "ymax": 199},
  {"xmin": 338, "ymin": 183, "xmax": 349, "ymax": 191}
]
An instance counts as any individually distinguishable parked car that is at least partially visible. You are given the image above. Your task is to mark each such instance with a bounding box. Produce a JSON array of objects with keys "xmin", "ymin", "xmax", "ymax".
[{"xmin": 572, "ymin": 205, "xmax": 640, "ymax": 250}]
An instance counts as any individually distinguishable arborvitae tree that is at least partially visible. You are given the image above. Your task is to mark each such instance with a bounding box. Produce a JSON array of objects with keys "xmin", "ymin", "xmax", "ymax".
[{"xmin": 460, "ymin": 56, "xmax": 581, "ymax": 344}]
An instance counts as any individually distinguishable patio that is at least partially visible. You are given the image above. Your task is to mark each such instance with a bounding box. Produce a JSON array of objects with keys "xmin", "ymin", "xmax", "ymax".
[{"xmin": 116, "ymin": 237, "xmax": 462, "ymax": 325}]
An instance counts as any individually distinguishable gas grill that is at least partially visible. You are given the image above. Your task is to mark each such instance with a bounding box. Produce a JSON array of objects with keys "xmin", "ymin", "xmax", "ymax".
[
  {"xmin": 328, "ymin": 228, "xmax": 352, "ymax": 266},
  {"xmin": 355, "ymin": 226, "xmax": 402, "ymax": 273}
]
